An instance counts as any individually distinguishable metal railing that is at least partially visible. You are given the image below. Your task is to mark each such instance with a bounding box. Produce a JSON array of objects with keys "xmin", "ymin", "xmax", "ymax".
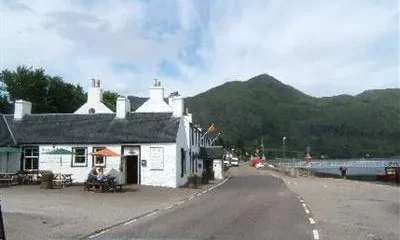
[{"xmin": 269, "ymin": 159, "xmax": 400, "ymax": 169}]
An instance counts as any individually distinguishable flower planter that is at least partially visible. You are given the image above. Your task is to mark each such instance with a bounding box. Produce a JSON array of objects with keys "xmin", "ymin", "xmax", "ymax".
[
  {"xmin": 40, "ymin": 180, "xmax": 53, "ymax": 189},
  {"xmin": 40, "ymin": 171, "xmax": 54, "ymax": 189},
  {"xmin": 201, "ymin": 172, "xmax": 209, "ymax": 184},
  {"xmin": 187, "ymin": 174, "xmax": 197, "ymax": 189}
]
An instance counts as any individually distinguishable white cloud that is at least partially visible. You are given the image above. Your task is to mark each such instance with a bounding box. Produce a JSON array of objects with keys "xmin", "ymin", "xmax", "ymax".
[{"xmin": 0, "ymin": 0, "xmax": 398, "ymax": 98}]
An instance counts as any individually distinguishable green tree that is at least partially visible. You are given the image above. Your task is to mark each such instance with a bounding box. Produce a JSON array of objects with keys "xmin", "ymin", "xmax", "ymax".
[
  {"xmin": 1, "ymin": 66, "xmax": 86, "ymax": 113},
  {"xmin": 102, "ymin": 91, "xmax": 120, "ymax": 111}
]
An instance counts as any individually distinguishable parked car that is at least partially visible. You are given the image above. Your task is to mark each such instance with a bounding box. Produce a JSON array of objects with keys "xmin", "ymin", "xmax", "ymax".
[
  {"xmin": 231, "ymin": 157, "xmax": 239, "ymax": 167},
  {"xmin": 223, "ymin": 160, "xmax": 231, "ymax": 167}
]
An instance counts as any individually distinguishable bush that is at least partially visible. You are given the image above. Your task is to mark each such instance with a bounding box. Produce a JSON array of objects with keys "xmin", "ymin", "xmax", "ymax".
[
  {"xmin": 40, "ymin": 170, "xmax": 54, "ymax": 189},
  {"xmin": 40, "ymin": 170, "xmax": 54, "ymax": 181}
]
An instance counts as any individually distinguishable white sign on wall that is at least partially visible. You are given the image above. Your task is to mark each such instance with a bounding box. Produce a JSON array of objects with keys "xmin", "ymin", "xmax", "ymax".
[
  {"xmin": 123, "ymin": 147, "xmax": 140, "ymax": 156},
  {"xmin": 150, "ymin": 147, "xmax": 164, "ymax": 170}
]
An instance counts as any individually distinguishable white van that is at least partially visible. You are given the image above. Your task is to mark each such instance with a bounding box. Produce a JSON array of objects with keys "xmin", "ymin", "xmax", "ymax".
[{"xmin": 231, "ymin": 157, "xmax": 239, "ymax": 166}]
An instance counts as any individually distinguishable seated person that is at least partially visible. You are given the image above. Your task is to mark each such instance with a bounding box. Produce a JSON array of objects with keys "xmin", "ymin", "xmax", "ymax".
[
  {"xmin": 96, "ymin": 167, "xmax": 105, "ymax": 183},
  {"xmin": 87, "ymin": 167, "xmax": 98, "ymax": 183}
]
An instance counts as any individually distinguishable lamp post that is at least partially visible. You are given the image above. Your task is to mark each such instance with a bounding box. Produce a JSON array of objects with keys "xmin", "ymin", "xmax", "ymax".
[{"xmin": 282, "ymin": 136, "xmax": 287, "ymax": 159}]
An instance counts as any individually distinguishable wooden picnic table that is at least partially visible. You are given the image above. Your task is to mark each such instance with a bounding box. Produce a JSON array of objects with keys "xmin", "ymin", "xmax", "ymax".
[
  {"xmin": 53, "ymin": 173, "xmax": 73, "ymax": 187},
  {"xmin": 0, "ymin": 173, "xmax": 16, "ymax": 187},
  {"xmin": 84, "ymin": 176, "xmax": 122, "ymax": 193}
]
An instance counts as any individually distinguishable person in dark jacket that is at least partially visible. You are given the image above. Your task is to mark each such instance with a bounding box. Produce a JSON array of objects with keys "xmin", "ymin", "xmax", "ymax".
[
  {"xmin": 87, "ymin": 167, "xmax": 98, "ymax": 183},
  {"xmin": 339, "ymin": 166, "xmax": 348, "ymax": 179}
]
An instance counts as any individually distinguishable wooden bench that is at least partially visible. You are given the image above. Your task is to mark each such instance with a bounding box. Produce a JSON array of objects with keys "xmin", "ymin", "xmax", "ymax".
[
  {"xmin": 84, "ymin": 181, "xmax": 102, "ymax": 192},
  {"xmin": 0, "ymin": 178, "xmax": 11, "ymax": 187},
  {"xmin": 84, "ymin": 179, "xmax": 123, "ymax": 193}
]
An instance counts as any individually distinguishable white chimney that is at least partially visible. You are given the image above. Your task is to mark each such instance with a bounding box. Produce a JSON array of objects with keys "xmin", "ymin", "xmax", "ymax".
[
  {"xmin": 149, "ymin": 79, "xmax": 164, "ymax": 102},
  {"xmin": 184, "ymin": 107, "xmax": 192, "ymax": 123},
  {"xmin": 168, "ymin": 91, "xmax": 179, "ymax": 107},
  {"xmin": 14, "ymin": 100, "xmax": 32, "ymax": 120},
  {"xmin": 88, "ymin": 79, "xmax": 102, "ymax": 103},
  {"xmin": 172, "ymin": 95, "xmax": 184, "ymax": 117},
  {"xmin": 116, "ymin": 97, "xmax": 131, "ymax": 119}
]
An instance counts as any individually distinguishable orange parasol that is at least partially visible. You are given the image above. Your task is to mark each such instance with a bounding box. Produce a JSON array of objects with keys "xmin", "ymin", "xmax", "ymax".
[{"xmin": 90, "ymin": 148, "xmax": 121, "ymax": 157}]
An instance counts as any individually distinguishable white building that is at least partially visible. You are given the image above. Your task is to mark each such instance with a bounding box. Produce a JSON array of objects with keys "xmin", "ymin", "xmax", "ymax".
[{"xmin": 0, "ymin": 79, "xmax": 214, "ymax": 188}]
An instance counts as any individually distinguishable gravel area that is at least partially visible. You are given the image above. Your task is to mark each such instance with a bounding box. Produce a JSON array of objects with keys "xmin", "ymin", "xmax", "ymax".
[
  {"xmin": 261, "ymin": 168, "xmax": 400, "ymax": 240},
  {"xmin": 0, "ymin": 182, "xmax": 219, "ymax": 240}
]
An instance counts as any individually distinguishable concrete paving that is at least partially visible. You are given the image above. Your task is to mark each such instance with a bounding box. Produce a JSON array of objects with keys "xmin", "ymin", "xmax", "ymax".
[
  {"xmin": 94, "ymin": 166, "xmax": 312, "ymax": 240},
  {"xmin": 264, "ymin": 168, "xmax": 400, "ymax": 240},
  {"xmin": 1, "ymin": 183, "xmax": 217, "ymax": 240}
]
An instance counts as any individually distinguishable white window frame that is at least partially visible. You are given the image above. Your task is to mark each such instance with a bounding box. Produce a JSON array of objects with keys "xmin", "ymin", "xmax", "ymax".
[
  {"xmin": 72, "ymin": 147, "xmax": 87, "ymax": 167},
  {"xmin": 23, "ymin": 147, "xmax": 39, "ymax": 171},
  {"xmin": 92, "ymin": 147, "xmax": 106, "ymax": 167}
]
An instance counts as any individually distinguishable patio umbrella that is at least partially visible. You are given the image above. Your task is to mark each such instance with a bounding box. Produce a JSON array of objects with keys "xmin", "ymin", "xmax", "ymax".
[
  {"xmin": 90, "ymin": 148, "xmax": 122, "ymax": 183},
  {"xmin": 44, "ymin": 148, "xmax": 74, "ymax": 171},
  {"xmin": 90, "ymin": 148, "xmax": 121, "ymax": 157}
]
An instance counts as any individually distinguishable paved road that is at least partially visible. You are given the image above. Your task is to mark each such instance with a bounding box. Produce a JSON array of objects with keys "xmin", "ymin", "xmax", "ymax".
[{"xmin": 94, "ymin": 167, "xmax": 312, "ymax": 240}]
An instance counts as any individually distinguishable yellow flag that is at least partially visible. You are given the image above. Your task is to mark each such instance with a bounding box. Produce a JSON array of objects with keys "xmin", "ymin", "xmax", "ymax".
[{"xmin": 207, "ymin": 123, "xmax": 216, "ymax": 133}]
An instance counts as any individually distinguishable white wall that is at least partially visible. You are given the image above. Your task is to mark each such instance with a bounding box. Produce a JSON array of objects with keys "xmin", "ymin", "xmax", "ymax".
[
  {"xmin": 74, "ymin": 102, "xmax": 113, "ymax": 114},
  {"xmin": 0, "ymin": 153, "xmax": 21, "ymax": 173},
  {"xmin": 38, "ymin": 145, "xmax": 122, "ymax": 183},
  {"xmin": 135, "ymin": 99, "xmax": 173, "ymax": 113},
  {"xmin": 139, "ymin": 143, "xmax": 178, "ymax": 188},
  {"xmin": 175, "ymin": 117, "xmax": 191, "ymax": 187},
  {"xmin": 74, "ymin": 82, "xmax": 113, "ymax": 114},
  {"xmin": 37, "ymin": 143, "xmax": 181, "ymax": 188}
]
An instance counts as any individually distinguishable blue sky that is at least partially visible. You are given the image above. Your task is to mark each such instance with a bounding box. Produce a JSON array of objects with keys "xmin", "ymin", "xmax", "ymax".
[{"xmin": 0, "ymin": 0, "xmax": 398, "ymax": 97}]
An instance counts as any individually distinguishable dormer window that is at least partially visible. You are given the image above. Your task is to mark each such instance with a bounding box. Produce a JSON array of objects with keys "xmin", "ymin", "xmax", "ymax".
[{"xmin": 88, "ymin": 108, "xmax": 96, "ymax": 114}]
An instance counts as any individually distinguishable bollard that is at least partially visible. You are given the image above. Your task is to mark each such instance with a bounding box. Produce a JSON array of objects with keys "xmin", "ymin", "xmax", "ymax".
[{"xmin": 0, "ymin": 201, "xmax": 5, "ymax": 240}]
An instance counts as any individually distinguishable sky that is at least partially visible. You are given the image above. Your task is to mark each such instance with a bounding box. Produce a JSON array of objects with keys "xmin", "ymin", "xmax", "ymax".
[{"xmin": 0, "ymin": 0, "xmax": 399, "ymax": 97}]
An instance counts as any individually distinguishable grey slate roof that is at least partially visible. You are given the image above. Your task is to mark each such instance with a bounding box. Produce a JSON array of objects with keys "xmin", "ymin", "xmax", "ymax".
[
  {"xmin": 199, "ymin": 146, "xmax": 224, "ymax": 159},
  {"xmin": 0, "ymin": 116, "xmax": 15, "ymax": 146},
  {"xmin": 0, "ymin": 112, "xmax": 180, "ymax": 145}
]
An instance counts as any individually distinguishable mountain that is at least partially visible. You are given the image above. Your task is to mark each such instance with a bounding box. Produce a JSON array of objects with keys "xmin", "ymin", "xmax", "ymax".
[
  {"xmin": 185, "ymin": 74, "xmax": 400, "ymax": 158},
  {"xmin": 128, "ymin": 74, "xmax": 399, "ymax": 158}
]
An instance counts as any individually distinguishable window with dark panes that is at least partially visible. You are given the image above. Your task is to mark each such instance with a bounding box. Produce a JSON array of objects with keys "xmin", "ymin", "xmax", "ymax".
[
  {"xmin": 191, "ymin": 128, "xmax": 194, "ymax": 146},
  {"xmin": 23, "ymin": 147, "xmax": 39, "ymax": 170},
  {"xmin": 92, "ymin": 147, "xmax": 106, "ymax": 167},
  {"xmin": 181, "ymin": 148, "xmax": 186, "ymax": 177},
  {"xmin": 72, "ymin": 147, "xmax": 87, "ymax": 167}
]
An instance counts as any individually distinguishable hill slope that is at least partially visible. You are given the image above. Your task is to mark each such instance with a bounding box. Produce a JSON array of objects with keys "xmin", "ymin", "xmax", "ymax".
[{"xmin": 185, "ymin": 74, "xmax": 400, "ymax": 158}]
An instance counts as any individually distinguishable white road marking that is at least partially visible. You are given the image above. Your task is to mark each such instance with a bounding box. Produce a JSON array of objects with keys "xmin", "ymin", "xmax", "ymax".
[
  {"xmin": 146, "ymin": 211, "xmax": 158, "ymax": 217},
  {"xmin": 188, "ymin": 196, "xmax": 194, "ymax": 200},
  {"xmin": 305, "ymin": 209, "xmax": 310, "ymax": 214},
  {"xmin": 302, "ymin": 203, "xmax": 307, "ymax": 209},
  {"xmin": 176, "ymin": 200, "xmax": 185, "ymax": 205},
  {"xmin": 309, "ymin": 217, "xmax": 316, "ymax": 224},
  {"xmin": 313, "ymin": 229, "xmax": 320, "ymax": 239},
  {"xmin": 196, "ymin": 193, "xmax": 202, "ymax": 196},
  {"xmin": 164, "ymin": 205, "xmax": 174, "ymax": 210},
  {"xmin": 89, "ymin": 229, "xmax": 109, "ymax": 238},
  {"xmin": 123, "ymin": 219, "xmax": 137, "ymax": 225},
  {"xmin": 300, "ymin": 199, "xmax": 304, "ymax": 203}
]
